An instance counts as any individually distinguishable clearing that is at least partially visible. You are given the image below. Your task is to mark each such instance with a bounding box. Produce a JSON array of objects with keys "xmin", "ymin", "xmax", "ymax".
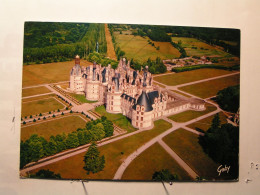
[
  {"xmin": 179, "ymin": 74, "xmax": 240, "ymax": 98},
  {"xmin": 121, "ymin": 142, "xmax": 191, "ymax": 181},
  {"xmin": 22, "ymin": 97, "xmax": 64, "ymax": 117},
  {"xmin": 21, "ymin": 115, "xmax": 87, "ymax": 141},
  {"xmin": 154, "ymin": 68, "xmax": 234, "ymax": 86}
]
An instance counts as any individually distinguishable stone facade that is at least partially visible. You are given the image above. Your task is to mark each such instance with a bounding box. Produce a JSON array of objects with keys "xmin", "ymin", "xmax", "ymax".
[{"xmin": 69, "ymin": 56, "xmax": 206, "ymax": 129}]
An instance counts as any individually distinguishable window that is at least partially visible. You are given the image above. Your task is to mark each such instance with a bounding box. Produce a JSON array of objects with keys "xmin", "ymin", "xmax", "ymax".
[
  {"xmin": 111, "ymin": 101, "xmax": 113, "ymax": 105},
  {"xmin": 136, "ymin": 116, "xmax": 139, "ymax": 120},
  {"xmin": 141, "ymin": 112, "xmax": 144, "ymax": 115},
  {"xmin": 137, "ymin": 111, "xmax": 139, "ymax": 114},
  {"xmin": 136, "ymin": 122, "xmax": 138, "ymax": 126},
  {"xmin": 140, "ymin": 123, "xmax": 143, "ymax": 128},
  {"xmin": 141, "ymin": 117, "xmax": 143, "ymax": 121},
  {"xmin": 111, "ymin": 96, "xmax": 113, "ymax": 100}
]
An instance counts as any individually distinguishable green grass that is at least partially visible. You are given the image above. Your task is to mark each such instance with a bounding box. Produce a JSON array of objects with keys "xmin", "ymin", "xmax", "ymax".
[
  {"xmin": 22, "ymin": 60, "xmax": 92, "ymax": 87},
  {"xmin": 153, "ymin": 68, "xmax": 234, "ymax": 86},
  {"xmin": 163, "ymin": 128, "xmax": 230, "ymax": 180},
  {"xmin": 187, "ymin": 112, "xmax": 228, "ymax": 132},
  {"xmin": 22, "ymin": 86, "xmax": 51, "ymax": 97},
  {"xmin": 171, "ymin": 37, "xmax": 231, "ymax": 57},
  {"xmin": 22, "ymin": 97, "xmax": 64, "ymax": 117},
  {"xmin": 114, "ymin": 32, "xmax": 180, "ymax": 63},
  {"xmin": 70, "ymin": 93, "xmax": 97, "ymax": 103},
  {"xmin": 22, "ymin": 94, "xmax": 56, "ymax": 103},
  {"xmin": 179, "ymin": 74, "xmax": 240, "ymax": 98},
  {"xmin": 21, "ymin": 115, "xmax": 87, "ymax": 141},
  {"xmin": 122, "ymin": 143, "xmax": 191, "ymax": 181},
  {"xmin": 31, "ymin": 119, "xmax": 172, "ymax": 180},
  {"xmin": 95, "ymin": 105, "xmax": 136, "ymax": 132},
  {"xmin": 167, "ymin": 103, "xmax": 217, "ymax": 123}
]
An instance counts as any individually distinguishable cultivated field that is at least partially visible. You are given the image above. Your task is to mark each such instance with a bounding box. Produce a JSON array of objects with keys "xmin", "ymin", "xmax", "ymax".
[
  {"xmin": 163, "ymin": 128, "xmax": 229, "ymax": 180},
  {"xmin": 22, "ymin": 60, "xmax": 92, "ymax": 87},
  {"xmin": 154, "ymin": 68, "xmax": 234, "ymax": 86},
  {"xmin": 22, "ymin": 86, "xmax": 51, "ymax": 97},
  {"xmin": 167, "ymin": 103, "xmax": 217, "ymax": 123},
  {"xmin": 21, "ymin": 97, "xmax": 65, "ymax": 117},
  {"xmin": 31, "ymin": 120, "xmax": 172, "ymax": 180},
  {"xmin": 179, "ymin": 74, "xmax": 240, "ymax": 98},
  {"xmin": 95, "ymin": 105, "xmax": 136, "ymax": 132},
  {"xmin": 114, "ymin": 32, "xmax": 180, "ymax": 62},
  {"xmin": 21, "ymin": 115, "xmax": 87, "ymax": 141},
  {"xmin": 121, "ymin": 143, "xmax": 191, "ymax": 181},
  {"xmin": 187, "ymin": 112, "xmax": 228, "ymax": 132},
  {"xmin": 171, "ymin": 37, "xmax": 231, "ymax": 57}
]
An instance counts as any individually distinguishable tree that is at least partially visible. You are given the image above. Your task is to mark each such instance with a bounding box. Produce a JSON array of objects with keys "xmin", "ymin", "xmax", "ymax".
[
  {"xmin": 89, "ymin": 123, "xmax": 105, "ymax": 141},
  {"xmin": 216, "ymin": 85, "xmax": 239, "ymax": 113},
  {"xmin": 83, "ymin": 143, "xmax": 105, "ymax": 174},
  {"xmin": 65, "ymin": 132, "xmax": 79, "ymax": 148},
  {"xmin": 152, "ymin": 169, "xmax": 179, "ymax": 181},
  {"xmin": 33, "ymin": 169, "xmax": 61, "ymax": 179}
]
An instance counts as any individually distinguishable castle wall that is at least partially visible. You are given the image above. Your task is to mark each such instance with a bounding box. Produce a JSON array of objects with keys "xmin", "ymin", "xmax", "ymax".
[
  {"xmin": 85, "ymin": 81, "xmax": 100, "ymax": 100},
  {"xmin": 132, "ymin": 110, "xmax": 153, "ymax": 129},
  {"xmin": 106, "ymin": 92, "xmax": 122, "ymax": 113}
]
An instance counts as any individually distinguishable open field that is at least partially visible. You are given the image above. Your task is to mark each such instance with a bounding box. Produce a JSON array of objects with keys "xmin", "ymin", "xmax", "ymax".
[
  {"xmin": 22, "ymin": 94, "xmax": 56, "ymax": 103},
  {"xmin": 105, "ymin": 24, "xmax": 117, "ymax": 60},
  {"xmin": 163, "ymin": 128, "xmax": 228, "ymax": 180},
  {"xmin": 154, "ymin": 68, "xmax": 234, "ymax": 86},
  {"xmin": 167, "ymin": 103, "xmax": 217, "ymax": 123},
  {"xmin": 153, "ymin": 82, "xmax": 166, "ymax": 88},
  {"xmin": 21, "ymin": 115, "xmax": 87, "ymax": 141},
  {"xmin": 22, "ymin": 86, "xmax": 51, "ymax": 97},
  {"xmin": 114, "ymin": 32, "xmax": 179, "ymax": 62},
  {"xmin": 22, "ymin": 97, "xmax": 64, "ymax": 117},
  {"xmin": 171, "ymin": 37, "xmax": 231, "ymax": 57},
  {"xmin": 153, "ymin": 41, "xmax": 180, "ymax": 58},
  {"xmin": 121, "ymin": 142, "xmax": 191, "ymax": 181},
  {"xmin": 95, "ymin": 105, "xmax": 136, "ymax": 132},
  {"xmin": 171, "ymin": 90, "xmax": 191, "ymax": 97},
  {"xmin": 70, "ymin": 93, "xmax": 97, "ymax": 104},
  {"xmin": 187, "ymin": 112, "xmax": 228, "ymax": 132},
  {"xmin": 22, "ymin": 60, "xmax": 92, "ymax": 87},
  {"xmin": 31, "ymin": 120, "xmax": 172, "ymax": 180},
  {"xmin": 179, "ymin": 74, "xmax": 240, "ymax": 98}
]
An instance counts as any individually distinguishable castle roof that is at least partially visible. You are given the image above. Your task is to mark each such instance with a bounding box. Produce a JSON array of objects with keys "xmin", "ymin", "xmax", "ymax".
[
  {"xmin": 133, "ymin": 90, "xmax": 153, "ymax": 112},
  {"xmin": 70, "ymin": 64, "xmax": 81, "ymax": 76},
  {"xmin": 121, "ymin": 93, "xmax": 136, "ymax": 103},
  {"xmin": 147, "ymin": 91, "xmax": 162, "ymax": 104},
  {"xmin": 102, "ymin": 68, "xmax": 106, "ymax": 83}
]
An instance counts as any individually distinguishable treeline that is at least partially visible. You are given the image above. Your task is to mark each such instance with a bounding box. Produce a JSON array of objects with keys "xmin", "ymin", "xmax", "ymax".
[
  {"xmin": 170, "ymin": 41, "xmax": 187, "ymax": 58},
  {"xmin": 146, "ymin": 57, "xmax": 167, "ymax": 74},
  {"xmin": 171, "ymin": 64, "xmax": 240, "ymax": 73},
  {"xmin": 20, "ymin": 116, "xmax": 113, "ymax": 169},
  {"xmin": 87, "ymin": 52, "xmax": 118, "ymax": 69},
  {"xmin": 24, "ymin": 22, "xmax": 89, "ymax": 48},
  {"xmin": 199, "ymin": 114, "xmax": 239, "ymax": 179},
  {"xmin": 23, "ymin": 23, "xmax": 107, "ymax": 64}
]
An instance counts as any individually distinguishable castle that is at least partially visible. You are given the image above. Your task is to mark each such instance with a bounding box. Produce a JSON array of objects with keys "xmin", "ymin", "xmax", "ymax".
[{"xmin": 69, "ymin": 55, "xmax": 205, "ymax": 129}]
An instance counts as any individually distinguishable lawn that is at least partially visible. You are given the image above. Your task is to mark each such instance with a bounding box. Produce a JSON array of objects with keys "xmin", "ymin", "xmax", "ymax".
[
  {"xmin": 31, "ymin": 119, "xmax": 172, "ymax": 180},
  {"xmin": 163, "ymin": 128, "xmax": 230, "ymax": 180},
  {"xmin": 70, "ymin": 93, "xmax": 97, "ymax": 104},
  {"xmin": 179, "ymin": 74, "xmax": 240, "ymax": 98},
  {"xmin": 187, "ymin": 112, "xmax": 227, "ymax": 132},
  {"xmin": 57, "ymin": 83, "xmax": 69, "ymax": 90},
  {"xmin": 22, "ymin": 97, "xmax": 64, "ymax": 117},
  {"xmin": 22, "ymin": 60, "xmax": 92, "ymax": 87},
  {"xmin": 171, "ymin": 37, "xmax": 231, "ymax": 57},
  {"xmin": 22, "ymin": 86, "xmax": 51, "ymax": 97},
  {"xmin": 95, "ymin": 105, "xmax": 136, "ymax": 132},
  {"xmin": 21, "ymin": 115, "xmax": 87, "ymax": 141},
  {"xmin": 121, "ymin": 142, "xmax": 191, "ymax": 181},
  {"xmin": 153, "ymin": 68, "xmax": 234, "ymax": 86},
  {"xmin": 22, "ymin": 94, "xmax": 56, "ymax": 103},
  {"xmin": 167, "ymin": 103, "xmax": 217, "ymax": 123},
  {"xmin": 114, "ymin": 32, "xmax": 179, "ymax": 63}
]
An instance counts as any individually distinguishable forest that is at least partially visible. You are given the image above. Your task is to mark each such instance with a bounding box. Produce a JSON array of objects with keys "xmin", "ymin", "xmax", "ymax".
[
  {"xmin": 23, "ymin": 22, "xmax": 107, "ymax": 64},
  {"xmin": 20, "ymin": 116, "xmax": 113, "ymax": 169}
]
